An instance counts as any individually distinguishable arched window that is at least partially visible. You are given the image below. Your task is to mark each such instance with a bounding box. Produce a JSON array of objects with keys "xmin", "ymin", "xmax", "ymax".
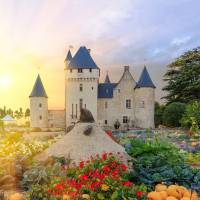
[
  {"xmin": 39, "ymin": 115, "xmax": 42, "ymax": 120},
  {"xmin": 39, "ymin": 103, "xmax": 42, "ymax": 108}
]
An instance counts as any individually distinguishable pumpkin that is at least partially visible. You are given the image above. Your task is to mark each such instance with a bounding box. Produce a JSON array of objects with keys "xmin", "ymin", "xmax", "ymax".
[
  {"xmin": 181, "ymin": 197, "xmax": 190, "ymax": 200},
  {"xmin": 178, "ymin": 186, "xmax": 188, "ymax": 197},
  {"xmin": 155, "ymin": 184, "xmax": 168, "ymax": 192},
  {"xmin": 166, "ymin": 185, "xmax": 181, "ymax": 199},
  {"xmin": 159, "ymin": 191, "xmax": 168, "ymax": 200},
  {"xmin": 183, "ymin": 190, "xmax": 199, "ymax": 200},
  {"xmin": 147, "ymin": 192, "xmax": 162, "ymax": 200},
  {"xmin": 9, "ymin": 193, "xmax": 23, "ymax": 200},
  {"xmin": 166, "ymin": 197, "xmax": 178, "ymax": 200}
]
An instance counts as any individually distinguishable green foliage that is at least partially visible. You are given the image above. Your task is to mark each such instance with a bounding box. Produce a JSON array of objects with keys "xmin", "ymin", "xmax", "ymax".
[
  {"xmin": 181, "ymin": 101, "xmax": 200, "ymax": 128},
  {"xmin": 154, "ymin": 102, "xmax": 165, "ymax": 127},
  {"xmin": 128, "ymin": 137, "xmax": 200, "ymax": 190},
  {"xmin": 163, "ymin": 46, "xmax": 200, "ymax": 104},
  {"xmin": 162, "ymin": 102, "xmax": 186, "ymax": 127}
]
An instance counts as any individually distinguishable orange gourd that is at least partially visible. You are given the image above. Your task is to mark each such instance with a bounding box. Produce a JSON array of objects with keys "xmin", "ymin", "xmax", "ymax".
[
  {"xmin": 155, "ymin": 184, "xmax": 168, "ymax": 192},
  {"xmin": 9, "ymin": 193, "xmax": 23, "ymax": 200},
  {"xmin": 166, "ymin": 196, "xmax": 178, "ymax": 200},
  {"xmin": 159, "ymin": 191, "xmax": 168, "ymax": 200},
  {"xmin": 166, "ymin": 185, "xmax": 181, "ymax": 199},
  {"xmin": 147, "ymin": 191, "xmax": 162, "ymax": 200}
]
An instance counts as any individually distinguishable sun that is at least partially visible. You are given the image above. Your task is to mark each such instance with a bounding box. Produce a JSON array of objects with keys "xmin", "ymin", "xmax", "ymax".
[{"xmin": 0, "ymin": 74, "xmax": 12, "ymax": 88}]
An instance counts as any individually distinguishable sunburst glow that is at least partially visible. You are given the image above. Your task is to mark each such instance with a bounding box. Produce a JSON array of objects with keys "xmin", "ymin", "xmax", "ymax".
[{"xmin": 0, "ymin": 74, "xmax": 12, "ymax": 88}]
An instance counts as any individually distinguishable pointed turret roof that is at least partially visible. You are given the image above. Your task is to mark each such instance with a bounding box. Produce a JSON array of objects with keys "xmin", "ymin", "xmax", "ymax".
[
  {"xmin": 104, "ymin": 73, "xmax": 111, "ymax": 83},
  {"xmin": 29, "ymin": 74, "xmax": 48, "ymax": 98},
  {"xmin": 135, "ymin": 66, "xmax": 156, "ymax": 88},
  {"xmin": 65, "ymin": 50, "xmax": 72, "ymax": 62},
  {"xmin": 68, "ymin": 46, "xmax": 98, "ymax": 69}
]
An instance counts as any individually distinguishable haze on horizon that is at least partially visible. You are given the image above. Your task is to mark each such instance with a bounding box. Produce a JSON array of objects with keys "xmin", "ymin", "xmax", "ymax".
[{"xmin": 0, "ymin": 0, "xmax": 199, "ymax": 110}]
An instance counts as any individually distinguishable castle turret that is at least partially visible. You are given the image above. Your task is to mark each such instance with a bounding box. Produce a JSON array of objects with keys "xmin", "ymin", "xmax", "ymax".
[
  {"xmin": 29, "ymin": 74, "xmax": 48, "ymax": 128},
  {"xmin": 65, "ymin": 46, "xmax": 100, "ymax": 128},
  {"xmin": 134, "ymin": 66, "xmax": 156, "ymax": 128}
]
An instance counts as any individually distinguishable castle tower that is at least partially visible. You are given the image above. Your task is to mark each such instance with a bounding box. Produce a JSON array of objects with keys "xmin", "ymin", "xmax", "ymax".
[
  {"xmin": 134, "ymin": 66, "xmax": 156, "ymax": 128},
  {"xmin": 29, "ymin": 74, "xmax": 48, "ymax": 128},
  {"xmin": 65, "ymin": 46, "xmax": 100, "ymax": 128}
]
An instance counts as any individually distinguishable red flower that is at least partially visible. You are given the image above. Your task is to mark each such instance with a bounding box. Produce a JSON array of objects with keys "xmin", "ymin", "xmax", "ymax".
[
  {"xmin": 136, "ymin": 191, "xmax": 143, "ymax": 197},
  {"xmin": 102, "ymin": 153, "xmax": 107, "ymax": 160},
  {"xmin": 79, "ymin": 174, "xmax": 88, "ymax": 181},
  {"xmin": 102, "ymin": 165, "xmax": 110, "ymax": 172},
  {"xmin": 75, "ymin": 182, "xmax": 82, "ymax": 189},
  {"xmin": 123, "ymin": 181, "xmax": 133, "ymax": 187},
  {"xmin": 55, "ymin": 184, "xmax": 64, "ymax": 190},
  {"xmin": 90, "ymin": 182, "xmax": 101, "ymax": 189},
  {"xmin": 69, "ymin": 179, "xmax": 76, "ymax": 187},
  {"xmin": 118, "ymin": 163, "xmax": 128, "ymax": 171},
  {"xmin": 79, "ymin": 161, "xmax": 84, "ymax": 168},
  {"xmin": 111, "ymin": 169, "xmax": 119, "ymax": 176},
  {"xmin": 69, "ymin": 191, "xmax": 77, "ymax": 197},
  {"xmin": 148, "ymin": 198, "xmax": 153, "ymax": 200}
]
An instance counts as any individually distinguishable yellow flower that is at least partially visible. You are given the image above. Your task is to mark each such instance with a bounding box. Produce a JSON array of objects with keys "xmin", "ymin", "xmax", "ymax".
[
  {"xmin": 82, "ymin": 194, "xmax": 90, "ymax": 199},
  {"xmin": 101, "ymin": 184, "xmax": 109, "ymax": 191},
  {"xmin": 62, "ymin": 194, "xmax": 70, "ymax": 200}
]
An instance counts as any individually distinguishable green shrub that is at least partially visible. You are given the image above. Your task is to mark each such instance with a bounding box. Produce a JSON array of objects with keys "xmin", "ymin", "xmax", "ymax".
[
  {"xmin": 154, "ymin": 102, "xmax": 165, "ymax": 127},
  {"xmin": 181, "ymin": 101, "xmax": 200, "ymax": 128},
  {"xmin": 162, "ymin": 102, "xmax": 186, "ymax": 127},
  {"xmin": 128, "ymin": 137, "xmax": 200, "ymax": 190}
]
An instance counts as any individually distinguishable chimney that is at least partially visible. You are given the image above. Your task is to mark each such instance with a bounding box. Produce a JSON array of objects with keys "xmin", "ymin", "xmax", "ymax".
[{"xmin": 124, "ymin": 66, "xmax": 129, "ymax": 71}]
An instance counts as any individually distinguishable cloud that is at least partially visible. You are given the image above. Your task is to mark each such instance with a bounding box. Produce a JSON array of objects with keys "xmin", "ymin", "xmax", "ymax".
[{"xmin": 170, "ymin": 36, "xmax": 191, "ymax": 47}]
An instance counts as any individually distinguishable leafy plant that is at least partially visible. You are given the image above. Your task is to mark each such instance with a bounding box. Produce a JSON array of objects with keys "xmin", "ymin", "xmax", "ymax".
[
  {"xmin": 128, "ymin": 137, "xmax": 200, "ymax": 190},
  {"xmin": 162, "ymin": 102, "xmax": 186, "ymax": 127}
]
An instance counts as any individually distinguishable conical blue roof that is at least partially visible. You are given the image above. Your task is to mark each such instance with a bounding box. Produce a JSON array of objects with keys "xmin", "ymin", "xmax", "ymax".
[
  {"xmin": 68, "ymin": 46, "xmax": 98, "ymax": 69},
  {"xmin": 136, "ymin": 66, "xmax": 156, "ymax": 88},
  {"xmin": 29, "ymin": 74, "xmax": 48, "ymax": 98},
  {"xmin": 104, "ymin": 73, "xmax": 111, "ymax": 83},
  {"xmin": 65, "ymin": 50, "xmax": 72, "ymax": 61}
]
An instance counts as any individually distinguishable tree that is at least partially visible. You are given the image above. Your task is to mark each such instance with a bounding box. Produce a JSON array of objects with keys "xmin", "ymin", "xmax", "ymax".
[
  {"xmin": 163, "ymin": 47, "xmax": 200, "ymax": 104},
  {"xmin": 162, "ymin": 102, "xmax": 186, "ymax": 127},
  {"xmin": 154, "ymin": 102, "xmax": 165, "ymax": 127},
  {"xmin": 181, "ymin": 101, "xmax": 200, "ymax": 127},
  {"xmin": 25, "ymin": 108, "xmax": 30, "ymax": 118}
]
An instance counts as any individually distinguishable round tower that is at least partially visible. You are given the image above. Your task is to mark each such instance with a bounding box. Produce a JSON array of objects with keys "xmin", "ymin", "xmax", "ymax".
[
  {"xmin": 29, "ymin": 74, "xmax": 48, "ymax": 128},
  {"xmin": 64, "ymin": 46, "xmax": 99, "ymax": 128},
  {"xmin": 134, "ymin": 66, "xmax": 156, "ymax": 128}
]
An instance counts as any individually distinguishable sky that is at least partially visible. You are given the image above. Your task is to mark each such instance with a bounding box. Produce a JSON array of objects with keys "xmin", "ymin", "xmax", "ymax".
[{"xmin": 0, "ymin": 0, "xmax": 199, "ymax": 110}]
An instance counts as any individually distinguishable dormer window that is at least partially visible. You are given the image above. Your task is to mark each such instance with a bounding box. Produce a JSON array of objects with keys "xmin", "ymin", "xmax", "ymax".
[
  {"xmin": 89, "ymin": 68, "xmax": 92, "ymax": 72},
  {"xmin": 78, "ymin": 69, "xmax": 83, "ymax": 73}
]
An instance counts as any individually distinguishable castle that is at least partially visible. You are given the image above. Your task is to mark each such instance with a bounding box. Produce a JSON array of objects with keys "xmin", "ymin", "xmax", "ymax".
[{"xmin": 29, "ymin": 46, "xmax": 156, "ymax": 129}]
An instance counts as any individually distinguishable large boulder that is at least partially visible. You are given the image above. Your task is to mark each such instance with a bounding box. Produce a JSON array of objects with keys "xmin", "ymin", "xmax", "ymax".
[{"xmin": 35, "ymin": 122, "xmax": 131, "ymax": 165}]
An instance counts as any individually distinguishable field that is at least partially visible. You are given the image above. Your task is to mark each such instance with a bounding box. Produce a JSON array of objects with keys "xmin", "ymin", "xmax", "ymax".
[{"xmin": 0, "ymin": 129, "xmax": 199, "ymax": 200}]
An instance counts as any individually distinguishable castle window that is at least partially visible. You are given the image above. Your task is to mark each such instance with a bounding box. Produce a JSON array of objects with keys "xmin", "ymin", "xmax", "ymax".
[
  {"xmin": 118, "ymin": 89, "xmax": 120, "ymax": 93},
  {"xmin": 105, "ymin": 101, "xmax": 108, "ymax": 109},
  {"xmin": 78, "ymin": 69, "xmax": 83, "ymax": 73},
  {"xmin": 76, "ymin": 104, "xmax": 77, "ymax": 118},
  {"xmin": 91, "ymin": 87, "xmax": 93, "ymax": 90},
  {"xmin": 72, "ymin": 104, "xmax": 74, "ymax": 119},
  {"xmin": 39, "ymin": 103, "xmax": 42, "ymax": 108},
  {"xmin": 80, "ymin": 83, "xmax": 83, "ymax": 91},
  {"xmin": 126, "ymin": 99, "xmax": 131, "ymax": 109},
  {"xmin": 105, "ymin": 120, "xmax": 107, "ymax": 124},
  {"xmin": 89, "ymin": 68, "xmax": 92, "ymax": 72},
  {"xmin": 85, "ymin": 104, "xmax": 86, "ymax": 109},
  {"xmin": 70, "ymin": 69, "xmax": 72, "ymax": 73},
  {"xmin": 80, "ymin": 99, "xmax": 83, "ymax": 110},
  {"xmin": 39, "ymin": 115, "xmax": 42, "ymax": 120},
  {"xmin": 140, "ymin": 101, "xmax": 145, "ymax": 108},
  {"xmin": 106, "ymin": 89, "xmax": 109, "ymax": 94},
  {"xmin": 123, "ymin": 116, "xmax": 128, "ymax": 124}
]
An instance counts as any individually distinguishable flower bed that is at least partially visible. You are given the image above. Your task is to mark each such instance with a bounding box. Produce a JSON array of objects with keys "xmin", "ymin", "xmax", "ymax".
[{"xmin": 24, "ymin": 153, "xmax": 148, "ymax": 200}]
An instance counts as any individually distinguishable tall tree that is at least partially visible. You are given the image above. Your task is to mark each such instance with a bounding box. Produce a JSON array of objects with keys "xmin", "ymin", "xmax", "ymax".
[{"xmin": 163, "ymin": 46, "xmax": 200, "ymax": 104}]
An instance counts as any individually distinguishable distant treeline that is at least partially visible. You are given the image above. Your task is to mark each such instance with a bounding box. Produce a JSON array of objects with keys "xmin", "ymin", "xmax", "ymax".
[{"xmin": 0, "ymin": 106, "xmax": 30, "ymax": 119}]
